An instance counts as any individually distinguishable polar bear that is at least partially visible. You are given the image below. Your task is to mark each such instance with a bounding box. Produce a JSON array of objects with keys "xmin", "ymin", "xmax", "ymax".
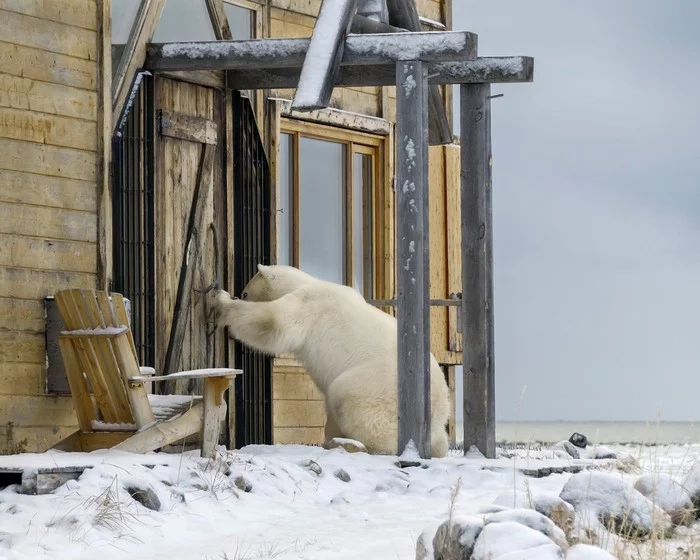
[{"xmin": 207, "ymin": 264, "xmax": 450, "ymax": 457}]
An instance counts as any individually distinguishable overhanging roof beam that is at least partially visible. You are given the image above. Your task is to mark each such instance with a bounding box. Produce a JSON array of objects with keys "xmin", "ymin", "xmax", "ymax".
[
  {"xmin": 146, "ymin": 31, "xmax": 478, "ymax": 72},
  {"xmin": 224, "ymin": 57, "xmax": 533, "ymax": 90}
]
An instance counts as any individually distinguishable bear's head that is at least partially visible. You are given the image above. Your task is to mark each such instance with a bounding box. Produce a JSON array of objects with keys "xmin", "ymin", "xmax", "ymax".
[{"xmin": 240, "ymin": 264, "xmax": 317, "ymax": 301}]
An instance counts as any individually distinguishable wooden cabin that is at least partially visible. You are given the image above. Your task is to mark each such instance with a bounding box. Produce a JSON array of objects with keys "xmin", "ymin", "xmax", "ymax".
[{"xmin": 0, "ymin": 0, "xmax": 464, "ymax": 454}]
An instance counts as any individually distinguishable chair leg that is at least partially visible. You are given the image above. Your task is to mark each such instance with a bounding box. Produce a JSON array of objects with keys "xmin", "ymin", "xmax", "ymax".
[{"xmin": 201, "ymin": 377, "xmax": 231, "ymax": 459}]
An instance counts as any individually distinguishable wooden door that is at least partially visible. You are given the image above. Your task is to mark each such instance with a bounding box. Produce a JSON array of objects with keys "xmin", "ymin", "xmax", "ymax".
[{"xmin": 154, "ymin": 77, "xmax": 226, "ymax": 393}]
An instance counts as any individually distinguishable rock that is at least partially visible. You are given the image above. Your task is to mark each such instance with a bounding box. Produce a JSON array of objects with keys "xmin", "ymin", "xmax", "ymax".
[
  {"xmin": 592, "ymin": 446, "xmax": 617, "ymax": 460},
  {"xmin": 334, "ymin": 469, "xmax": 351, "ymax": 482},
  {"xmin": 234, "ymin": 476, "xmax": 253, "ymax": 493},
  {"xmin": 305, "ymin": 460, "xmax": 323, "ymax": 476},
  {"xmin": 560, "ymin": 471, "xmax": 672, "ymax": 537},
  {"xmin": 566, "ymin": 544, "xmax": 616, "ymax": 559},
  {"xmin": 125, "ymin": 485, "xmax": 161, "ymax": 511},
  {"xmin": 682, "ymin": 466, "xmax": 700, "ymax": 514},
  {"xmin": 431, "ymin": 516, "xmax": 484, "ymax": 560},
  {"xmin": 492, "ymin": 492, "xmax": 575, "ymax": 537},
  {"xmin": 398, "ymin": 460, "xmax": 424, "ymax": 469},
  {"xmin": 323, "ymin": 437, "xmax": 368, "ymax": 454},
  {"xmin": 485, "ymin": 508, "xmax": 568, "ymax": 551},
  {"xmin": 415, "ymin": 525, "xmax": 436, "ymax": 560},
  {"xmin": 569, "ymin": 433, "xmax": 588, "ymax": 449},
  {"xmin": 553, "ymin": 440, "xmax": 580, "ymax": 459},
  {"xmin": 634, "ymin": 473, "xmax": 694, "ymax": 525},
  {"xmin": 471, "ymin": 522, "xmax": 563, "ymax": 560}
]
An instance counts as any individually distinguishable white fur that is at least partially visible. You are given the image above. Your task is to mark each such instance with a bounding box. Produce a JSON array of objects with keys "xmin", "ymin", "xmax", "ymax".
[{"xmin": 208, "ymin": 264, "xmax": 450, "ymax": 457}]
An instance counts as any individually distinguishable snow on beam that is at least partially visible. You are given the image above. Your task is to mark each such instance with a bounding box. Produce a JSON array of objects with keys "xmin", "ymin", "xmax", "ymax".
[
  {"xmin": 292, "ymin": 0, "xmax": 358, "ymax": 111},
  {"xmin": 226, "ymin": 57, "xmax": 534, "ymax": 90},
  {"xmin": 146, "ymin": 32, "xmax": 477, "ymax": 71}
]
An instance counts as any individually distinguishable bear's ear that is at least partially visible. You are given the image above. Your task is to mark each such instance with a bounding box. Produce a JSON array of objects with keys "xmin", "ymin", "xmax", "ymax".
[{"xmin": 257, "ymin": 263, "xmax": 275, "ymax": 281}]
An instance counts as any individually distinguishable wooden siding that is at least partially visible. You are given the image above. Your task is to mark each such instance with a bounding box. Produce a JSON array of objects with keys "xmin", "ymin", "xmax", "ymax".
[{"xmin": 0, "ymin": 0, "xmax": 101, "ymax": 453}]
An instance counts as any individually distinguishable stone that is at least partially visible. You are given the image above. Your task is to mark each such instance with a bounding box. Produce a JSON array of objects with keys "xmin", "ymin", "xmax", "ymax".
[
  {"xmin": 471, "ymin": 522, "xmax": 563, "ymax": 560},
  {"xmin": 553, "ymin": 440, "xmax": 580, "ymax": 459},
  {"xmin": 634, "ymin": 473, "xmax": 694, "ymax": 525},
  {"xmin": 234, "ymin": 476, "xmax": 253, "ymax": 493},
  {"xmin": 322, "ymin": 437, "xmax": 368, "ymax": 454},
  {"xmin": 492, "ymin": 491, "xmax": 575, "ymax": 537},
  {"xmin": 592, "ymin": 446, "xmax": 617, "ymax": 460},
  {"xmin": 305, "ymin": 460, "xmax": 323, "ymax": 476},
  {"xmin": 431, "ymin": 516, "xmax": 484, "ymax": 560},
  {"xmin": 485, "ymin": 508, "xmax": 569, "ymax": 551},
  {"xmin": 125, "ymin": 485, "xmax": 161, "ymax": 511},
  {"xmin": 560, "ymin": 471, "xmax": 672, "ymax": 537},
  {"xmin": 334, "ymin": 469, "xmax": 351, "ymax": 482},
  {"xmin": 566, "ymin": 544, "xmax": 616, "ymax": 559},
  {"xmin": 682, "ymin": 466, "xmax": 700, "ymax": 515},
  {"xmin": 569, "ymin": 433, "xmax": 588, "ymax": 449}
]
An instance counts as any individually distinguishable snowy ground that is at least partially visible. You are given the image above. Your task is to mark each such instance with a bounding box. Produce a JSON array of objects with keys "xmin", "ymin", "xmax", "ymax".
[{"xmin": 0, "ymin": 443, "xmax": 698, "ymax": 559}]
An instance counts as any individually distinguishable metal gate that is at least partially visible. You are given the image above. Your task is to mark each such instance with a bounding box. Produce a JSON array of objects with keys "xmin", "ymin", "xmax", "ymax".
[
  {"xmin": 112, "ymin": 74, "xmax": 156, "ymax": 367},
  {"xmin": 233, "ymin": 92, "xmax": 273, "ymax": 446}
]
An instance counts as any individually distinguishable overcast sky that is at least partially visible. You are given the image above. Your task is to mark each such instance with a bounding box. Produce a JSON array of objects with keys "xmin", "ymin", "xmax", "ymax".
[{"xmin": 451, "ymin": 1, "xmax": 700, "ymax": 421}]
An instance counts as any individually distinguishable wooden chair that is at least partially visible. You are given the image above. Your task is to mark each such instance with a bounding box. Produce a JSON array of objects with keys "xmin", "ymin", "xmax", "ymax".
[{"xmin": 52, "ymin": 289, "xmax": 241, "ymax": 458}]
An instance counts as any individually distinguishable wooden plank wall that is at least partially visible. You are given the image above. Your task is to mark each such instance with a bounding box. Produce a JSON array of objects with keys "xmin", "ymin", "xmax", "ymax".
[
  {"xmin": 0, "ymin": 0, "xmax": 101, "ymax": 453},
  {"xmin": 269, "ymin": 0, "xmax": 460, "ymax": 445}
]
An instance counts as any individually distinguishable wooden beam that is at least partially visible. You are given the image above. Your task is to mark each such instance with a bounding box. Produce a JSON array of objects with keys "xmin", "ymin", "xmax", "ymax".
[
  {"xmin": 225, "ymin": 57, "xmax": 533, "ymax": 90},
  {"xmin": 292, "ymin": 0, "xmax": 358, "ymax": 111},
  {"xmin": 460, "ymin": 83, "xmax": 495, "ymax": 459},
  {"xmin": 146, "ymin": 32, "xmax": 477, "ymax": 71},
  {"xmin": 351, "ymin": 14, "xmax": 401, "ymax": 34},
  {"xmin": 386, "ymin": 0, "xmax": 452, "ymax": 145},
  {"xmin": 159, "ymin": 111, "xmax": 219, "ymax": 145},
  {"xmin": 162, "ymin": 143, "xmax": 216, "ymax": 376},
  {"xmin": 112, "ymin": 0, "xmax": 166, "ymax": 130},
  {"xmin": 396, "ymin": 60, "xmax": 431, "ymax": 459},
  {"xmin": 205, "ymin": 0, "xmax": 233, "ymax": 40}
]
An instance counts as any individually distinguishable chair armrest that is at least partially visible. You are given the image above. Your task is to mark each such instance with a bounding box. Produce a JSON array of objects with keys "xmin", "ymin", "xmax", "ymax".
[
  {"xmin": 59, "ymin": 326, "xmax": 129, "ymax": 338},
  {"xmin": 129, "ymin": 368, "xmax": 242, "ymax": 383}
]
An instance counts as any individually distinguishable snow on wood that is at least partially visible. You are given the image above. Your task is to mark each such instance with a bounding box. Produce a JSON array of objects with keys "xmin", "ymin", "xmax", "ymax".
[
  {"xmin": 91, "ymin": 420, "xmax": 137, "ymax": 432},
  {"xmin": 147, "ymin": 32, "xmax": 477, "ymax": 71},
  {"xmin": 292, "ymin": 0, "xmax": 358, "ymax": 111},
  {"xmin": 227, "ymin": 57, "xmax": 534, "ymax": 90},
  {"xmin": 130, "ymin": 368, "xmax": 241, "ymax": 383},
  {"xmin": 60, "ymin": 326, "xmax": 128, "ymax": 336}
]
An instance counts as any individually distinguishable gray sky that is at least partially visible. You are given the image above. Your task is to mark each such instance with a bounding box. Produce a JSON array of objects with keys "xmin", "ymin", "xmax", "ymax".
[{"xmin": 451, "ymin": 1, "xmax": 700, "ymax": 421}]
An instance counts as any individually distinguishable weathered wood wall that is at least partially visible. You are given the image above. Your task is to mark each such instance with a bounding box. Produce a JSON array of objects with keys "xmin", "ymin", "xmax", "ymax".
[
  {"xmin": 0, "ymin": 0, "xmax": 101, "ymax": 453},
  {"xmin": 268, "ymin": 0, "xmax": 462, "ymax": 445}
]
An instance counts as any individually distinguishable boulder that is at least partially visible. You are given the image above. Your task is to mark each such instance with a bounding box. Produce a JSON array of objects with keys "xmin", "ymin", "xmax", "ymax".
[
  {"xmin": 485, "ymin": 508, "xmax": 568, "ymax": 551},
  {"xmin": 553, "ymin": 440, "xmax": 580, "ymax": 459},
  {"xmin": 566, "ymin": 544, "xmax": 616, "ymax": 559},
  {"xmin": 634, "ymin": 473, "xmax": 694, "ymax": 525},
  {"xmin": 471, "ymin": 522, "xmax": 563, "ymax": 560},
  {"xmin": 323, "ymin": 437, "xmax": 368, "ymax": 454},
  {"xmin": 560, "ymin": 471, "xmax": 672, "ymax": 537},
  {"xmin": 431, "ymin": 516, "xmax": 484, "ymax": 560}
]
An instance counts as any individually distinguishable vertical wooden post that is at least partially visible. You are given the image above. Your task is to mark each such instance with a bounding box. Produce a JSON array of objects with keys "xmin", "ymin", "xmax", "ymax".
[
  {"xmin": 396, "ymin": 60, "xmax": 431, "ymax": 459},
  {"xmin": 461, "ymin": 83, "xmax": 495, "ymax": 458}
]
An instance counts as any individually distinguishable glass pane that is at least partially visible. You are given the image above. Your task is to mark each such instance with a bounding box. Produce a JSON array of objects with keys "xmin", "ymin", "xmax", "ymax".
[
  {"xmin": 299, "ymin": 137, "xmax": 345, "ymax": 284},
  {"xmin": 112, "ymin": 0, "xmax": 141, "ymax": 44},
  {"xmin": 278, "ymin": 133, "xmax": 294, "ymax": 266},
  {"xmin": 223, "ymin": 2, "xmax": 253, "ymax": 40},
  {"xmin": 152, "ymin": 0, "xmax": 217, "ymax": 42},
  {"xmin": 353, "ymin": 153, "xmax": 373, "ymax": 296}
]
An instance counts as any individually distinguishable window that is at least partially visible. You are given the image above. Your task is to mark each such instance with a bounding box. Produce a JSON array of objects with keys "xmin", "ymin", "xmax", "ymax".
[
  {"xmin": 278, "ymin": 121, "xmax": 383, "ymax": 298},
  {"xmin": 223, "ymin": 2, "xmax": 254, "ymax": 40},
  {"xmin": 153, "ymin": 0, "xmax": 217, "ymax": 42}
]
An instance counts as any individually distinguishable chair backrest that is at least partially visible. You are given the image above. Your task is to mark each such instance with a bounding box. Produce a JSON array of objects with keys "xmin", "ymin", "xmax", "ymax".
[{"xmin": 54, "ymin": 289, "xmax": 142, "ymax": 430}]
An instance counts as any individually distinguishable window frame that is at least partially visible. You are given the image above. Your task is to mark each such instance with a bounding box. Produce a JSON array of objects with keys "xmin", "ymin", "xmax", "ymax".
[{"xmin": 279, "ymin": 118, "xmax": 386, "ymax": 298}]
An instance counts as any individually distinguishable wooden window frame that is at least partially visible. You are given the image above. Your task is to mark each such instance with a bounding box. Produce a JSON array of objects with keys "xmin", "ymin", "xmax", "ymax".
[{"xmin": 279, "ymin": 118, "xmax": 387, "ymax": 299}]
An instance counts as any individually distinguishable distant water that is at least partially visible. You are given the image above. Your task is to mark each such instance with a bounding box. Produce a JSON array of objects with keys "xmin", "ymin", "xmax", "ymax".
[{"xmin": 455, "ymin": 421, "xmax": 700, "ymax": 445}]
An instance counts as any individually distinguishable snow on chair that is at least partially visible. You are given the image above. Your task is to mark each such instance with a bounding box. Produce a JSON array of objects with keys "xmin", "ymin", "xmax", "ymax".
[{"xmin": 52, "ymin": 289, "xmax": 241, "ymax": 458}]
